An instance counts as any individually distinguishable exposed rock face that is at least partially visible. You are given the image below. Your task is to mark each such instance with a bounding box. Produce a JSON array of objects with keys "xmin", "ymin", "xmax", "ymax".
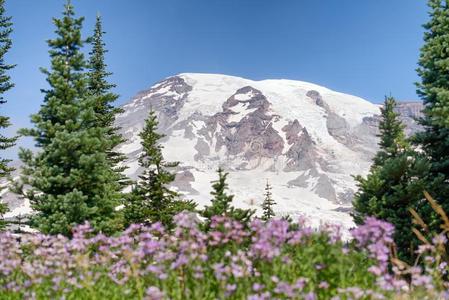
[
  {"xmin": 118, "ymin": 76, "xmax": 192, "ymax": 143},
  {"xmin": 208, "ymin": 86, "xmax": 284, "ymax": 161},
  {"xmin": 396, "ymin": 102, "xmax": 423, "ymax": 119},
  {"xmin": 1, "ymin": 73, "xmax": 425, "ymax": 231},
  {"xmin": 310, "ymin": 90, "xmax": 340, "ymax": 141},
  {"xmin": 283, "ymin": 127, "xmax": 319, "ymax": 172},
  {"xmin": 395, "ymin": 102, "xmax": 424, "ymax": 136}
]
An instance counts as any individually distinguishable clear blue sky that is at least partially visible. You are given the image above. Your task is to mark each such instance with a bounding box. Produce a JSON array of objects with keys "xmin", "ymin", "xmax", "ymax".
[{"xmin": 3, "ymin": 0, "xmax": 428, "ymax": 159}]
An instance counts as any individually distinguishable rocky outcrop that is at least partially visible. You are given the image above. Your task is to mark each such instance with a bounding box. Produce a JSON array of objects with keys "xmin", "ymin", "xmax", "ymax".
[
  {"xmin": 283, "ymin": 127, "xmax": 318, "ymax": 171},
  {"xmin": 395, "ymin": 102, "xmax": 424, "ymax": 136},
  {"xmin": 309, "ymin": 89, "xmax": 352, "ymax": 145},
  {"xmin": 205, "ymin": 86, "xmax": 284, "ymax": 161},
  {"xmin": 117, "ymin": 76, "xmax": 192, "ymax": 139},
  {"xmin": 307, "ymin": 89, "xmax": 380, "ymax": 159}
]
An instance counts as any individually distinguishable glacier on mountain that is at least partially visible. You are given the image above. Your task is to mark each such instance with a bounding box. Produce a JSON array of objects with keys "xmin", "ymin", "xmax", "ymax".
[{"xmin": 2, "ymin": 73, "xmax": 423, "ymax": 232}]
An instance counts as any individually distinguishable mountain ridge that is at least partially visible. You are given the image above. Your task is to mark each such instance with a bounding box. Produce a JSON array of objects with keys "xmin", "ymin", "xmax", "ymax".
[
  {"xmin": 2, "ymin": 73, "xmax": 424, "ymax": 231},
  {"xmin": 114, "ymin": 73, "xmax": 423, "ymax": 230}
]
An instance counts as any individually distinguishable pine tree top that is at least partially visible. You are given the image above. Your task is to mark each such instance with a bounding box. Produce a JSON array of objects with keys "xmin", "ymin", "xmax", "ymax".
[
  {"xmin": 139, "ymin": 110, "xmax": 168, "ymax": 169},
  {"xmin": 48, "ymin": 1, "xmax": 85, "ymax": 62},
  {"xmin": 137, "ymin": 109, "xmax": 179, "ymax": 192},
  {"xmin": 24, "ymin": 0, "xmax": 87, "ymax": 147},
  {"xmin": 210, "ymin": 167, "xmax": 234, "ymax": 208},
  {"xmin": 373, "ymin": 96, "xmax": 408, "ymax": 166},
  {"xmin": 378, "ymin": 97, "xmax": 406, "ymax": 149},
  {"xmin": 202, "ymin": 167, "xmax": 254, "ymax": 227},
  {"xmin": 85, "ymin": 12, "xmax": 126, "ymax": 181},
  {"xmin": 264, "ymin": 180, "xmax": 273, "ymax": 197},
  {"xmin": 88, "ymin": 14, "xmax": 116, "ymax": 96},
  {"xmin": 262, "ymin": 180, "xmax": 276, "ymax": 221}
]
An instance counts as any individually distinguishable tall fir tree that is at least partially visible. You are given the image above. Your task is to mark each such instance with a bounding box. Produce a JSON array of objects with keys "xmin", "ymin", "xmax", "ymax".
[
  {"xmin": 261, "ymin": 180, "xmax": 276, "ymax": 221},
  {"xmin": 87, "ymin": 15, "xmax": 127, "ymax": 184},
  {"xmin": 123, "ymin": 110, "xmax": 195, "ymax": 228},
  {"xmin": 15, "ymin": 1, "xmax": 123, "ymax": 236},
  {"xmin": 373, "ymin": 96, "xmax": 408, "ymax": 166},
  {"xmin": 87, "ymin": 15, "xmax": 122, "ymax": 128},
  {"xmin": 414, "ymin": 0, "xmax": 449, "ymax": 228},
  {"xmin": 0, "ymin": 0, "xmax": 15, "ymax": 230},
  {"xmin": 202, "ymin": 168, "xmax": 254, "ymax": 229},
  {"xmin": 353, "ymin": 96, "xmax": 429, "ymax": 261}
]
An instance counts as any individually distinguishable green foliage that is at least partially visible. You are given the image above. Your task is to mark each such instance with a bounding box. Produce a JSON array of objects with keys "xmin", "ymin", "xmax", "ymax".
[
  {"xmin": 0, "ymin": 0, "xmax": 15, "ymax": 229},
  {"xmin": 123, "ymin": 186, "xmax": 147, "ymax": 226},
  {"xmin": 261, "ymin": 180, "xmax": 276, "ymax": 221},
  {"xmin": 414, "ymin": 0, "xmax": 449, "ymax": 230},
  {"xmin": 373, "ymin": 96, "xmax": 408, "ymax": 166},
  {"xmin": 202, "ymin": 168, "xmax": 254, "ymax": 229},
  {"xmin": 123, "ymin": 110, "xmax": 195, "ymax": 228},
  {"xmin": 87, "ymin": 15, "xmax": 122, "ymax": 126},
  {"xmin": 353, "ymin": 96, "xmax": 428, "ymax": 261},
  {"xmin": 0, "ymin": 201, "xmax": 7, "ymax": 230},
  {"xmin": 170, "ymin": 198, "xmax": 197, "ymax": 218},
  {"xmin": 353, "ymin": 154, "xmax": 430, "ymax": 261},
  {"xmin": 87, "ymin": 14, "xmax": 128, "ymax": 187},
  {"xmin": 14, "ymin": 1, "xmax": 123, "ymax": 236}
]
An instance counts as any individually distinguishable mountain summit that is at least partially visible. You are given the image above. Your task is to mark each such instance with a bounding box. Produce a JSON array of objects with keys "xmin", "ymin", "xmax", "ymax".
[
  {"xmin": 2, "ymin": 73, "xmax": 421, "ymax": 230},
  {"xmin": 115, "ymin": 73, "xmax": 420, "ymax": 229}
]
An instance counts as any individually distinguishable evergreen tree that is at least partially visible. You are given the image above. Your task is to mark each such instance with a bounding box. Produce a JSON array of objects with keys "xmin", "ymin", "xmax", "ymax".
[
  {"xmin": 15, "ymin": 1, "xmax": 122, "ymax": 236},
  {"xmin": 353, "ymin": 96, "xmax": 429, "ymax": 261},
  {"xmin": 0, "ymin": 0, "xmax": 15, "ymax": 230},
  {"xmin": 87, "ymin": 15, "xmax": 127, "ymax": 183},
  {"xmin": 88, "ymin": 15, "xmax": 123, "ymax": 128},
  {"xmin": 0, "ymin": 203, "xmax": 7, "ymax": 230},
  {"xmin": 123, "ymin": 110, "xmax": 195, "ymax": 228},
  {"xmin": 373, "ymin": 96, "xmax": 408, "ymax": 166},
  {"xmin": 261, "ymin": 180, "xmax": 276, "ymax": 221},
  {"xmin": 353, "ymin": 96, "xmax": 410, "ymax": 223},
  {"xmin": 414, "ymin": 0, "xmax": 449, "ymax": 228},
  {"xmin": 202, "ymin": 168, "xmax": 254, "ymax": 229}
]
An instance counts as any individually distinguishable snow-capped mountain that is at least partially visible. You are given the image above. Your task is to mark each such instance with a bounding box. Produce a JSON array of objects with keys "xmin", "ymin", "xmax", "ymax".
[
  {"xmin": 115, "ymin": 73, "xmax": 421, "ymax": 230},
  {"xmin": 2, "ymin": 73, "xmax": 423, "ymax": 231}
]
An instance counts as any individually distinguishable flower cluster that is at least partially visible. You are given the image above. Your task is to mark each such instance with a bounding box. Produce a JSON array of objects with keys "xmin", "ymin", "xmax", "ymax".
[{"xmin": 0, "ymin": 213, "xmax": 448, "ymax": 299}]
